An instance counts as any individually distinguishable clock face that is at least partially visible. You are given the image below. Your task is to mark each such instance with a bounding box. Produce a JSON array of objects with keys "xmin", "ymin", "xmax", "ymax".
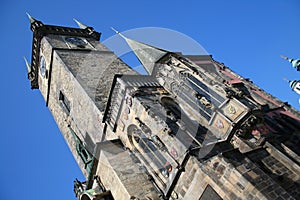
[
  {"xmin": 40, "ymin": 55, "xmax": 46, "ymax": 78},
  {"xmin": 65, "ymin": 37, "xmax": 87, "ymax": 47}
]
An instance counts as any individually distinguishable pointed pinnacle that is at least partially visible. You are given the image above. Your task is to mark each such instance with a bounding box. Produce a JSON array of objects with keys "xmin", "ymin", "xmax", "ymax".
[
  {"xmin": 26, "ymin": 12, "xmax": 36, "ymax": 24},
  {"xmin": 111, "ymin": 27, "xmax": 126, "ymax": 40},
  {"xmin": 280, "ymin": 55, "xmax": 290, "ymax": 62},
  {"xmin": 23, "ymin": 56, "xmax": 31, "ymax": 73},
  {"xmin": 280, "ymin": 55, "xmax": 289, "ymax": 61},
  {"xmin": 111, "ymin": 27, "xmax": 119, "ymax": 34},
  {"xmin": 283, "ymin": 77, "xmax": 290, "ymax": 83},
  {"xmin": 113, "ymin": 30, "xmax": 168, "ymax": 75},
  {"xmin": 73, "ymin": 18, "xmax": 88, "ymax": 29}
]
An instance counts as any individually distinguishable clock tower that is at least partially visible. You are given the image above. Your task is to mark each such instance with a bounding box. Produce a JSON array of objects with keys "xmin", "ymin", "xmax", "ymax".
[
  {"xmin": 26, "ymin": 16, "xmax": 300, "ymax": 200},
  {"xmin": 25, "ymin": 15, "xmax": 161, "ymax": 199}
]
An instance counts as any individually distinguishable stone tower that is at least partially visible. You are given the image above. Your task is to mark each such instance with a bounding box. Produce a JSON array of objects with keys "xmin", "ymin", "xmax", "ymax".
[{"xmin": 26, "ymin": 17, "xmax": 300, "ymax": 200}]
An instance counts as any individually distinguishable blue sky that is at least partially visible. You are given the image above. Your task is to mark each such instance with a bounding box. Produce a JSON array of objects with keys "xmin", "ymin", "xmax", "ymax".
[{"xmin": 1, "ymin": 0, "xmax": 300, "ymax": 199}]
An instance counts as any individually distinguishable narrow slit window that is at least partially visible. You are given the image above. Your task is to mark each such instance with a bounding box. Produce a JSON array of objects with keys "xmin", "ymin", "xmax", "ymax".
[{"xmin": 59, "ymin": 91, "xmax": 71, "ymax": 114}]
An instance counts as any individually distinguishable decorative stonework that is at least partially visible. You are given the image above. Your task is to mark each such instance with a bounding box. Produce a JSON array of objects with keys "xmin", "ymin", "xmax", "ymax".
[{"xmin": 26, "ymin": 18, "xmax": 300, "ymax": 200}]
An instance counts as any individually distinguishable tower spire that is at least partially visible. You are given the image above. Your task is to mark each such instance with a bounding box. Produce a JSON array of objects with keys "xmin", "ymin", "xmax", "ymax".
[
  {"xmin": 73, "ymin": 18, "xmax": 88, "ymax": 29},
  {"xmin": 112, "ymin": 28, "xmax": 168, "ymax": 74},
  {"xmin": 24, "ymin": 56, "xmax": 34, "ymax": 81},
  {"xmin": 23, "ymin": 56, "xmax": 31, "ymax": 73},
  {"xmin": 111, "ymin": 27, "xmax": 126, "ymax": 40},
  {"xmin": 281, "ymin": 55, "xmax": 300, "ymax": 71},
  {"xmin": 26, "ymin": 12, "xmax": 43, "ymax": 32},
  {"xmin": 26, "ymin": 12, "xmax": 36, "ymax": 24}
]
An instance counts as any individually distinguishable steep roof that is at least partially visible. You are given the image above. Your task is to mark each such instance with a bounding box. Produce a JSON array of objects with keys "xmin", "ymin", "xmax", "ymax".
[{"xmin": 112, "ymin": 28, "xmax": 168, "ymax": 74}]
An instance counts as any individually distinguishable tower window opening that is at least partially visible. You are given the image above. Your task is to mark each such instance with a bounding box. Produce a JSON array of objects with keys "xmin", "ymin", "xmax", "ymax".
[
  {"xmin": 78, "ymin": 144, "xmax": 90, "ymax": 163},
  {"xmin": 68, "ymin": 126, "xmax": 93, "ymax": 172},
  {"xmin": 76, "ymin": 142, "xmax": 93, "ymax": 169},
  {"xmin": 59, "ymin": 91, "xmax": 71, "ymax": 114}
]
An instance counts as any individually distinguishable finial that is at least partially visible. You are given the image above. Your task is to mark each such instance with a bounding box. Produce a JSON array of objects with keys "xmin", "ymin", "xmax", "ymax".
[
  {"xmin": 26, "ymin": 12, "xmax": 36, "ymax": 24},
  {"xmin": 24, "ymin": 56, "xmax": 35, "ymax": 81},
  {"xmin": 111, "ymin": 27, "xmax": 119, "ymax": 34},
  {"xmin": 73, "ymin": 18, "xmax": 88, "ymax": 29},
  {"xmin": 281, "ymin": 55, "xmax": 300, "ymax": 71},
  {"xmin": 283, "ymin": 77, "xmax": 289, "ymax": 82},
  {"xmin": 280, "ymin": 55, "xmax": 289, "ymax": 61},
  {"xmin": 111, "ymin": 27, "xmax": 126, "ymax": 40},
  {"xmin": 23, "ymin": 56, "xmax": 31, "ymax": 73}
]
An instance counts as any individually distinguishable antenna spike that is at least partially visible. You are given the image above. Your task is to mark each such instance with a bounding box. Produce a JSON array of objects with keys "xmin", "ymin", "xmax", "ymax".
[{"xmin": 73, "ymin": 18, "xmax": 88, "ymax": 29}]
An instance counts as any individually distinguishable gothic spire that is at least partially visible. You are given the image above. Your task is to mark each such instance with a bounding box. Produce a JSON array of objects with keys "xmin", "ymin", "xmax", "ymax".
[
  {"xmin": 26, "ymin": 12, "xmax": 43, "ymax": 32},
  {"xmin": 73, "ymin": 18, "xmax": 88, "ymax": 29},
  {"xmin": 26, "ymin": 12, "xmax": 36, "ymax": 24},
  {"xmin": 24, "ymin": 56, "xmax": 35, "ymax": 81},
  {"xmin": 23, "ymin": 56, "xmax": 31, "ymax": 73},
  {"xmin": 112, "ymin": 28, "xmax": 168, "ymax": 74}
]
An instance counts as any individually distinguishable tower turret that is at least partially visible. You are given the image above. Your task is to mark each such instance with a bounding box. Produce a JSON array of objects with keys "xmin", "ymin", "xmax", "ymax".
[
  {"xmin": 281, "ymin": 55, "xmax": 300, "ymax": 71},
  {"xmin": 26, "ymin": 12, "xmax": 44, "ymax": 32},
  {"xmin": 73, "ymin": 18, "xmax": 98, "ymax": 36},
  {"xmin": 73, "ymin": 18, "xmax": 89, "ymax": 29},
  {"xmin": 25, "ymin": 16, "xmax": 164, "ymax": 200},
  {"xmin": 23, "ymin": 57, "xmax": 34, "ymax": 81},
  {"xmin": 289, "ymin": 80, "xmax": 300, "ymax": 95}
]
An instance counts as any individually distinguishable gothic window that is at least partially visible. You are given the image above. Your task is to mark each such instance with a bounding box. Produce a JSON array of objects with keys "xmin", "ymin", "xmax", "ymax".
[
  {"xmin": 59, "ymin": 91, "xmax": 71, "ymax": 114},
  {"xmin": 127, "ymin": 124, "xmax": 172, "ymax": 181}
]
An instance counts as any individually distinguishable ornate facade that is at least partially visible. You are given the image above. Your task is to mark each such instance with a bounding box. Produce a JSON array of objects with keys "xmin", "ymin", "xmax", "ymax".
[{"xmin": 26, "ymin": 16, "xmax": 300, "ymax": 200}]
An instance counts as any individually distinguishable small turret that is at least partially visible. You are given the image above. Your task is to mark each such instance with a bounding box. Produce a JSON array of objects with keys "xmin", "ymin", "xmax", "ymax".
[
  {"xmin": 23, "ymin": 57, "xmax": 34, "ymax": 81},
  {"xmin": 281, "ymin": 55, "xmax": 300, "ymax": 71},
  {"xmin": 26, "ymin": 12, "xmax": 43, "ymax": 32},
  {"xmin": 289, "ymin": 80, "xmax": 300, "ymax": 95},
  {"xmin": 73, "ymin": 18, "xmax": 96, "ymax": 35},
  {"xmin": 73, "ymin": 18, "xmax": 88, "ymax": 29},
  {"xmin": 26, "ymin": 12, "xmax": 35, "ymax": 24}
]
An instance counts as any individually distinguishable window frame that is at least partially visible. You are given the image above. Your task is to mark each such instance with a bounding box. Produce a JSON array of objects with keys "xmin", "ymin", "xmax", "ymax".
[{"xmin": 59, "ymin": 91, "xmax": 71, "ymax": 115}]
